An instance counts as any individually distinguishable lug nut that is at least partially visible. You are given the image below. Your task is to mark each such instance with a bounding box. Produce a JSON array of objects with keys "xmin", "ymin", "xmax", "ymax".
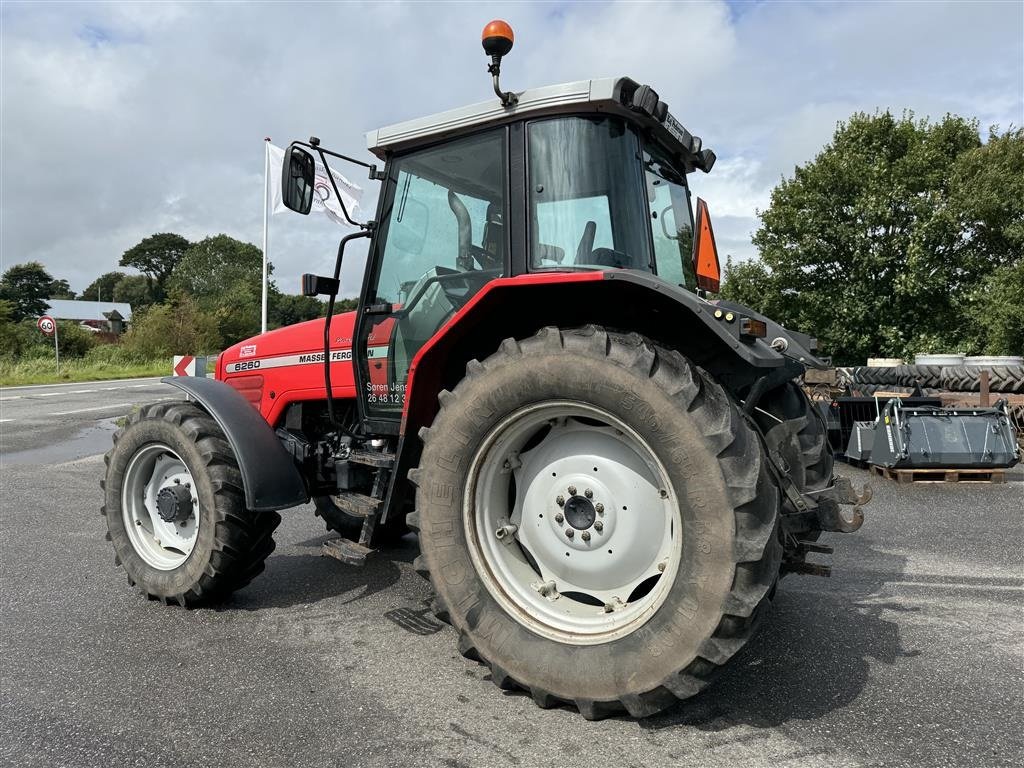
[
  {"xmin": 584, "ymin": 488, "xmax": 593, "ymax": 498},
  {"xmin": 555, "ymin": 513, "xmax": 564, "ymax": 524},
  {"xmin": 568, "ymin": 485, "xmax": 577, "ymax": 495},
  {"xmin": 594, "ymin": 520, "xmax": 603, "ymax": 532},
  {"xmin": 565, "ymin": 529, "xmax": 574, "ymax": 539},
  {"xmin": 595, "ymin": 503, "xmax": 604, "ymax": 514},
  {"xmin": 556, "ymin": 495, "xmax": 565, "ymax": 507},
  {"xmin": 581, "ymin": 531, "xmax": 591, "ymax": 542}
]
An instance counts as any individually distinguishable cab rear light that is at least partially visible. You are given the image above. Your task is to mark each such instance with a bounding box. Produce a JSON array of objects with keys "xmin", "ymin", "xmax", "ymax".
[{"xmin": 225, "ymin": 374, "xmax": 264, "ymax": 409}]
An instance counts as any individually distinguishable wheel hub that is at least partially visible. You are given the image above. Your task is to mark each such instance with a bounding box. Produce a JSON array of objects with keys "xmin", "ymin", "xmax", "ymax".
[
  {"xmin": 122, "ymin": 446, "xmax": 200, "ymax": 570},
  {"xmin": 156, "ymin": 484, "xmax": 193, "ymax": 523},
  {"xmin": 468, "ymin": 402, "xmax": 681, "ymax": 645},
  {"xmin": 562, "ymin": 494, "xmax": 596, "ymax": 530}
]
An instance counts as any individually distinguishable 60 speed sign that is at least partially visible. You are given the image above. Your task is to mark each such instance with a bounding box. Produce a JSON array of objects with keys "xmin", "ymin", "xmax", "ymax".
[{"xmin": 37, "ymin": 315, "xmax": 56, "ymax": 336}]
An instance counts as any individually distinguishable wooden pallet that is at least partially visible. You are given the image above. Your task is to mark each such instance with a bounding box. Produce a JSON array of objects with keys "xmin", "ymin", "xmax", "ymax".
[{"xmin": 870, "ymin": 465, "xmax": 1007, "ymax": 484}]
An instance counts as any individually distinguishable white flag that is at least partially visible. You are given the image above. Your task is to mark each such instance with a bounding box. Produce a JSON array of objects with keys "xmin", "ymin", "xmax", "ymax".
[{"xmin": 267, "ymin": 142, "xmax": 363, "ymax": 227}]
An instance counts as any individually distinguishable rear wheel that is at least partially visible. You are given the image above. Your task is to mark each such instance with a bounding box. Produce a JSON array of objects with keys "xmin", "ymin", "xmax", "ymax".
[
  {"xmin": 102, "ymin": 402, "xmax": 281, "ymax": 606},
  {"xmin": 409, "ymin": 326, "xmax": 781, "ymax": 719}
]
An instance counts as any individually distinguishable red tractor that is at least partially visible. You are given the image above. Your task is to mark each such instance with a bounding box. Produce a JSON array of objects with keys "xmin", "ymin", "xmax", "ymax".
[{"xmin": 101, "ymin": 21, "xmax": 868, "ymax": 719}]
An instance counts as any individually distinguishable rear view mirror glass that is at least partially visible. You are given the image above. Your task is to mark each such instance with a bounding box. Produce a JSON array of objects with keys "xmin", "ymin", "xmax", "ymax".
[{"xmin": 283, "ymin": 147, "xmax": 315, "ymax": 215}]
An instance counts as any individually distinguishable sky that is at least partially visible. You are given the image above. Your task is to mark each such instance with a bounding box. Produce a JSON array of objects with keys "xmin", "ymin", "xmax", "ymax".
[{"xmin": 2, "ymin": 0, "xmax": 1022, "ymax": 299}]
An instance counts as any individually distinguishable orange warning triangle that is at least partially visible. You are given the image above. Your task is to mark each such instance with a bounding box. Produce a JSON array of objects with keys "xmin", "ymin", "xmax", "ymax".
[{"xmin": 693, "ymin": 198, "xmax": 721, "ymax": 293}]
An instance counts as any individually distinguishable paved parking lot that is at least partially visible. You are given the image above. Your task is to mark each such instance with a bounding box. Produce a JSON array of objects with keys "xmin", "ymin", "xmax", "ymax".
[{"xmin": 1, "ymin": 381, "xmax": 1022, "ymax": 767}]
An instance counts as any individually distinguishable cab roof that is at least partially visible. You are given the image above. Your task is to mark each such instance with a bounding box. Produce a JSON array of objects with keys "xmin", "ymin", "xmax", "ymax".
[{"xmin": 365, "ymin": 76, "xmax": 716, "ymax": 174}]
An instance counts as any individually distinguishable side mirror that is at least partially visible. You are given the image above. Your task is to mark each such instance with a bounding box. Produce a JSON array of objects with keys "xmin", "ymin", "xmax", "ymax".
[
  {"xmin": 692, "ymin": 198, "xmax": 721, "ymax": 293},
  {"xmin": 283, "ymin": 146, "xmax": 315, "ymax": 215}
]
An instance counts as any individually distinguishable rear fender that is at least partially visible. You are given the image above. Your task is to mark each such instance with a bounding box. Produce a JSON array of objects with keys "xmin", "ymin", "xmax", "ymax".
[
  {"xmin": 162, "ymin": 376, "xmax": 309, "ymax": 511},
  {"xmin": 400, "ymin": 270, "xmax": 817, "ymax": 441}
]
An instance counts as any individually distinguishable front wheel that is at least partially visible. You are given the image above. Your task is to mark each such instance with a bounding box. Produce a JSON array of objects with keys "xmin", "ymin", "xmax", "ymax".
[
  {"xmin": 101, "ymin": 402, "xmax": 281, "ymax": 606},
  {"xmin": 409, "ymin": 326, "xmax": 781, "ymax": 719}
]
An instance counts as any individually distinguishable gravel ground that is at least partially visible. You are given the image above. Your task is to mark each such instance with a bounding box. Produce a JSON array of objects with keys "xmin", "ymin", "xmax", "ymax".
[{"xmin": 1, "ymin": 395, "xmax": 1022, "ymax": 767}]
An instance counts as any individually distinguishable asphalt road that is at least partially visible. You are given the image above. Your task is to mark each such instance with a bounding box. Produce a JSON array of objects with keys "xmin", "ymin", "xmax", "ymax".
[{"xmin": 1, "ymin": 379, "xmax": 1022, "ymax": 767}]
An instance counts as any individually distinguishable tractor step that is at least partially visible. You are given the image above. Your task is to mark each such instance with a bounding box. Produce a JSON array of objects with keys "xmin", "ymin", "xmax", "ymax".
[
  {"xmin": 322, "ymin": 537, "xmax": 374, "ymax": 566},
  {"xmin": 345, "ymin": 449, "xmax": 396, "ymax": 469},
  {"xmin": 330, "ymin": 491, "xmax": 381, "ymax": 517}
]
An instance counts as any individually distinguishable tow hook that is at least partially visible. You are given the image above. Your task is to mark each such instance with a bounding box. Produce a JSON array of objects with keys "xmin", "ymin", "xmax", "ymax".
[{"xmin": 816, "ymin": 476, "xmax": 871, "ymax": 533}]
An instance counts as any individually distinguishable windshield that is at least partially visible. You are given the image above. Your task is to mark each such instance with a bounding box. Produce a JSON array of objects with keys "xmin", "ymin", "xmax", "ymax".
[{"xmin": 528, "ymin": 117, "xmax": 652, "ymax": 271}]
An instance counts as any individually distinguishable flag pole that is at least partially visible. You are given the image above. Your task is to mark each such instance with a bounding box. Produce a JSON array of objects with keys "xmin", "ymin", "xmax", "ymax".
[{"xmin": 261, "ymin": 137, "xmax": 271, "ymax": 334}]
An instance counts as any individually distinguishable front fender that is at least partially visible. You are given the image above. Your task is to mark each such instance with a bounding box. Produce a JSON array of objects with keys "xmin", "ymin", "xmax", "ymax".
[{"xmin": 162, "ymin": 376, "xmax": 309, "ymax": 512}]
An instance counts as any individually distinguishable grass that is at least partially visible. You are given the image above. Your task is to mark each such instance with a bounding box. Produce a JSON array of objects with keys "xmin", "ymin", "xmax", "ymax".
[{"xmin": 0, "ymin": 356, "xmax": 169, "ymax": 387}]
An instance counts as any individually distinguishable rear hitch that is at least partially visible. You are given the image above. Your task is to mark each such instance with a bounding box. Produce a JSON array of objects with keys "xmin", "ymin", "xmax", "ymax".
[{"xmin": 817, "ymin": 476, "xmax": 871, "ymax": 533}]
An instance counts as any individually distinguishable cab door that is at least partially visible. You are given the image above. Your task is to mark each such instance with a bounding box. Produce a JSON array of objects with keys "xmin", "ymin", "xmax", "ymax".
[{"xmin": 354, "ymin": 128, "xmax": 509, "ymax": 432}]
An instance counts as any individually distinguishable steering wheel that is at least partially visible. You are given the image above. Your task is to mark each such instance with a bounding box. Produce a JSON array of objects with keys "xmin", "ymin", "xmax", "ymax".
[{"xmin": 575, "ymin": 220, "xmax": 597, "ymax": 264}]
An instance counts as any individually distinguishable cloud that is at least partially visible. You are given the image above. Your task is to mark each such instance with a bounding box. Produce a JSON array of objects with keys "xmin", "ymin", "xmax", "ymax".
[{"xmin": 1, "ymin": 0, "xmax": 1021, "ymax": 297}]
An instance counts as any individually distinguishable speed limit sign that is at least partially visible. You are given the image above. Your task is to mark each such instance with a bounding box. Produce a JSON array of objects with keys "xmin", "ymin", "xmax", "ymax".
[{"xmin": 37, "ymin": 315, "xmax": 56, "ymax": 336}]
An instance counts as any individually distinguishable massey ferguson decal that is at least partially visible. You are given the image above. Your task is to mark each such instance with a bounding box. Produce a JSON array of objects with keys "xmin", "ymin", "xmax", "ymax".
[
  {"xmin": 225, "ymin": 349, "xmax": 353, "ymax": 373},
  {"xmin": 224, "ymin": 345, "xmax": 389, "ymax": 374},
  {"xmin": 239, "ymin": 344, "xmax": 257, "ymax": 358}
]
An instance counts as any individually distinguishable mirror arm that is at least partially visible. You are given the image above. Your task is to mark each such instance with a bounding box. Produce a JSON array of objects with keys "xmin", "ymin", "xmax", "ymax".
[
  {"xmin": 290, "ymin": 139, "xmax": 380, "ymax": 230},
  {"xmin": 323, "ymin": 230, "xmax": 372, "ymax": 435},
  {"xmin": 296, "ymin": 140, "xmax": 374, "ymax": 170}
]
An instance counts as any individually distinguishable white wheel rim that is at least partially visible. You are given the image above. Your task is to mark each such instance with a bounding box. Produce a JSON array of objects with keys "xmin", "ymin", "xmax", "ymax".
[
  {"xmin": 121, "ymin": 443, "xmax": 200, "ymax": 570},
  {"xmin": 465, "ymin": 401, "xmax": 682, "ymax": 645}
]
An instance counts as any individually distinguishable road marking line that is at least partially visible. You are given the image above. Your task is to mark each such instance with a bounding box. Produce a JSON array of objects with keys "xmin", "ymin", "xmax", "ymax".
[
  {"xmin": 0, "ymin": 396, "xmax": 20, "ymax": 402},
  {"xmin": 36, "ymin": 393, "xmax": 62, "ymax": 397},
  {"xmin": 0, "ymin": 418, "xmax": 12, "ymax": 423},
  {"xmin": 0, "ymin": 376, "xmax": 163, "ymax": 392},
  {"xmin": 53, "ymin": 403, "xmax": 133, "ymax": 416},
  {"xmin": 50, "ymin": 396, "xmax": 173, "ymax": 417},
  {"xmin": 71, "ymin": 389, "xmax": 98, "ymax": 394}
]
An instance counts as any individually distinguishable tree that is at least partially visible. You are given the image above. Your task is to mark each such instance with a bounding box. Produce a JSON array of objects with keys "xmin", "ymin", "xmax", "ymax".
[
  {"xmin": 0, "ymin": 299, "xmax": 22, "ymax": 355},
  {"xmin": 944, "ymin": 127, "xmax": 1024, "ymax": 274},
  {"xmin": 269, "ymin": 292, "xmax": 326, "ymax": 327},
  {"xmin": 119, "ymin": 233, "xmax": 190, "ymax": 301},
  {"xmin": 47, "ymin": 279, "xmax": 76, "ymax": 299},
  {"xmin": 112, "ymin": 274, "xmax": 157, "ymax": 310},
  {"xmin": 961, "ymin": 261, "xmax": 1024, "ymax": 356},
  {"xmin": 0, "ymin": 262, "xmax": 54, "ymax": 321},
  {"xmin": 121, "ymin": 295, "xmax": 221, "ymax": 359},
  {"xmin": 723, "ymin": 111, "xmax": 1010, "ymax": 365},
  {"xmin": 168, "ymin": 235, "xmax": 265, "ymax": 345},
  {"xmin": 81, "ymin": 271, "xmax": 128, "ymax": 302}
]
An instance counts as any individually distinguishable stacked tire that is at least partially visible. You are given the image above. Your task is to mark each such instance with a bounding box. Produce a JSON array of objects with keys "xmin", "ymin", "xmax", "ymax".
[
  {"xmin": 938, "ymin": 365, "xmax": 1024, "ymax": 393},
  {"xmin": 848, "ymin": 364, "xmax": 1023, "ymax": 394}
]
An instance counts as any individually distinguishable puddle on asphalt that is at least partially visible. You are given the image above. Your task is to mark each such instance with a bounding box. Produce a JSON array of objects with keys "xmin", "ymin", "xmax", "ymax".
[{"xmin": 1, "ymin": 417, "xmax": 120, "ymax": 466}]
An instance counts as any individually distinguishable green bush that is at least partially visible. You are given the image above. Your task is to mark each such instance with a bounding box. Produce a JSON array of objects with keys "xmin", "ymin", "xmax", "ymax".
[{"xmin": 121, "ymin": 295, "xmax": 221, "ymax": 359}]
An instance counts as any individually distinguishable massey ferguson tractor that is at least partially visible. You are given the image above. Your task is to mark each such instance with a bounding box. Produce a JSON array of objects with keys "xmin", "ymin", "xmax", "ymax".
[{"xmin": 101, "ymin": 21, "xmax": 869, "ymax": 719}]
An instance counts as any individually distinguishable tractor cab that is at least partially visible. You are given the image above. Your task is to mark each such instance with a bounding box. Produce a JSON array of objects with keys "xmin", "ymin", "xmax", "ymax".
[{"xmin": 283, "ymin": 27, "xmax": 721, "ymax": 433}]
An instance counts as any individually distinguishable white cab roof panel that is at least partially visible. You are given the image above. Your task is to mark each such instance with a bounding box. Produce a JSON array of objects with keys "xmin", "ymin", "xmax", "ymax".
[{"xmin": 366, "ymin": 77, "xmax": 625, "ymax": 159}]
